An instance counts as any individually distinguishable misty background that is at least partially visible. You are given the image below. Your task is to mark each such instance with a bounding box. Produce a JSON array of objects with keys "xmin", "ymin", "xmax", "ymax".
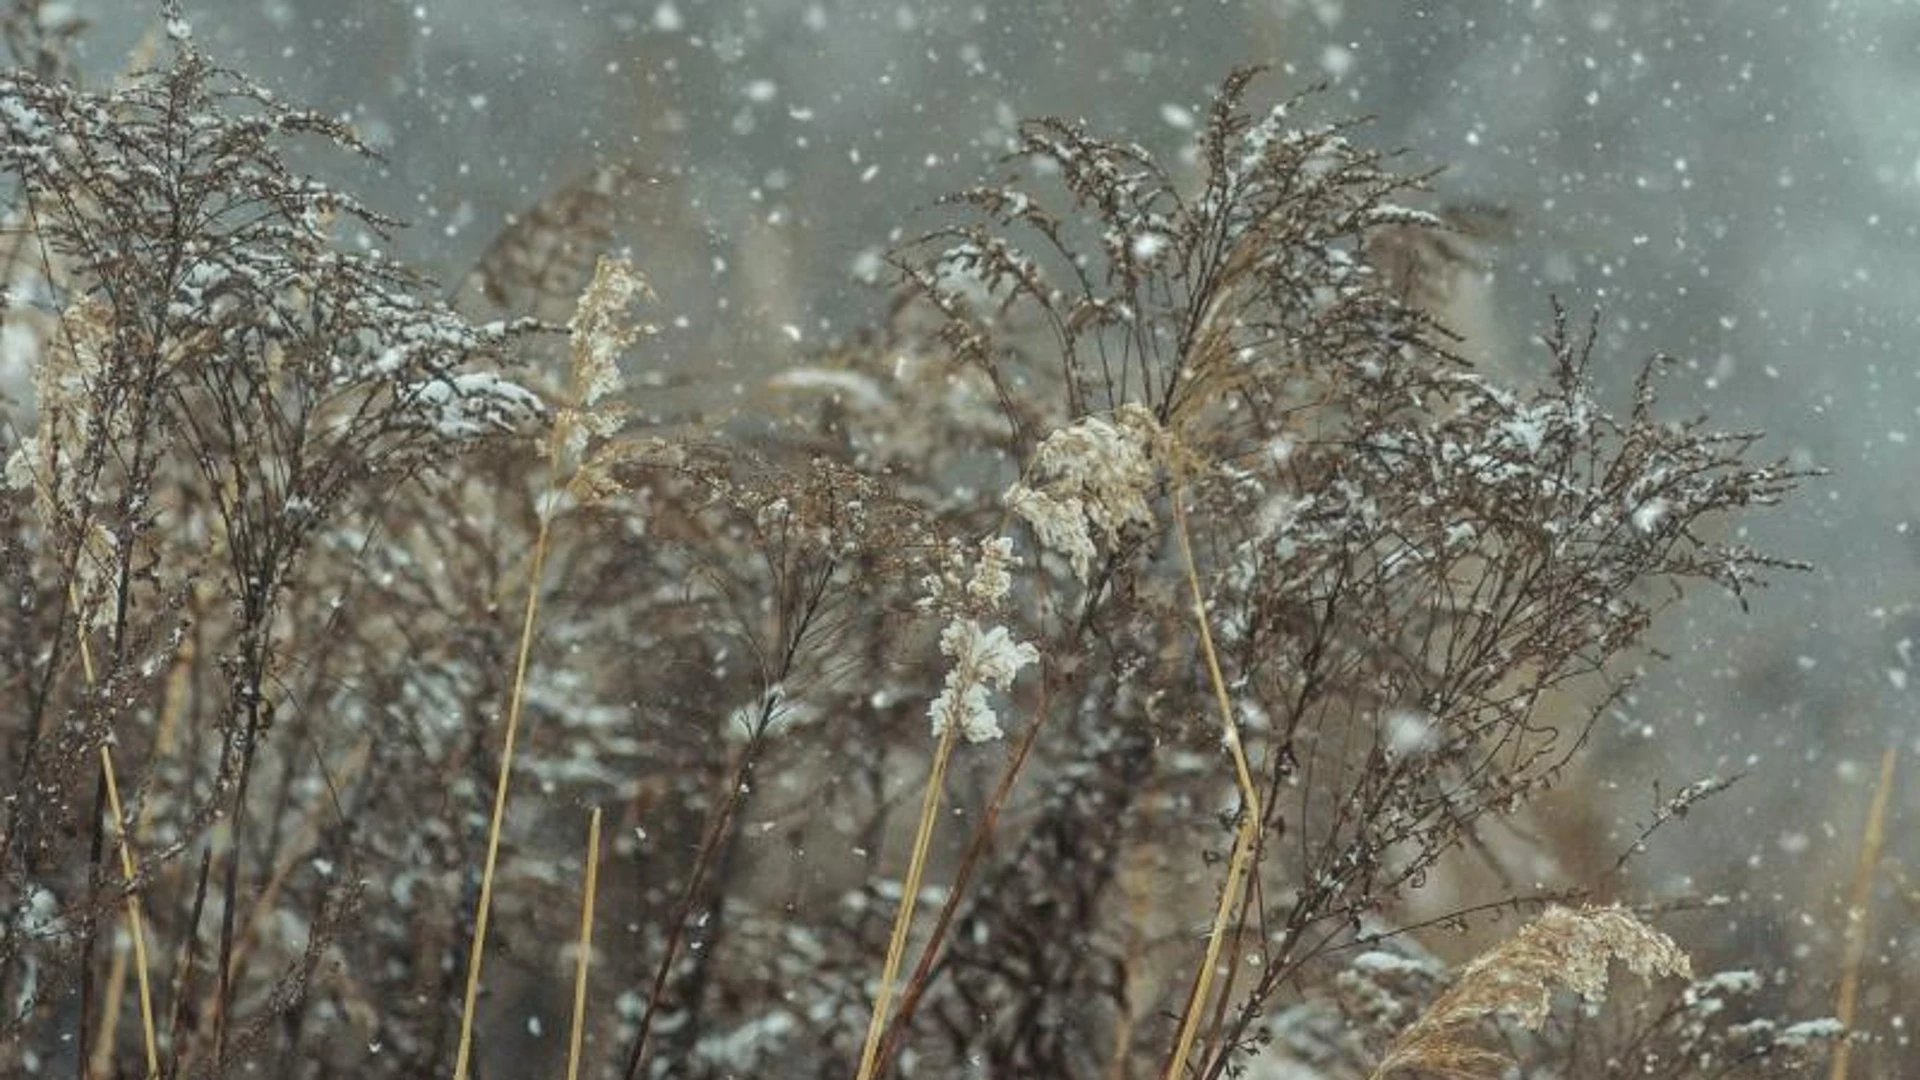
[{"xmin": 67, "ymin": 0, "xmax": 1916, "ymax": 1003}]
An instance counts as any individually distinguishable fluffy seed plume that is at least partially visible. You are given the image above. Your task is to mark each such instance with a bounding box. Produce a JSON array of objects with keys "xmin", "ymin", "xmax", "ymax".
[
  {"xmin": 1368, "ymin": 906, "xmax": 1693, "ymax": 1080},
  {"xmin": 1005, "ymin": 402, "xmax": 1163, "ymax": 583}
]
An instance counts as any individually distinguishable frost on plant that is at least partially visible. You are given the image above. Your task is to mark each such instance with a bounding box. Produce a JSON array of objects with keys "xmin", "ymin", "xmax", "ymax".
[
  {"xmin": 1365, "ymin": 906, "xmax": 1692, "ymax": 1079},
  {"xmin": 0, "ymin": 11, "xmax": 546, "ymax": 606},
  {"xmin": 922, "ymin": 535, "xmax": 1038, "ymax": 743},
  {"xmin": 873, "ymin": 67, "xmax": 1811, "ymax": 1079},
  {"xmin": 552, "ymin": 255, "xmax": 656, "ymax": 508},
  {"xmin": 927, "ymin": 618, "xmax": 1038, "ymax": 743},
  {"xmin": 1261, "ymin": 907, "xmax": 1841, "ymax": 1080},
  {"xmin": 1005, "ymin": 403, "xmax": 1163, "ymax": 583},
  {"xmin": 0, "ymin": 10, "xmax": 550, "ymax": 1068},
  {"xmin": 0, "ymin": 22, "xmax": 1828, "ymax": 1080},
  {"xmin": 567, "ymin": 256, "xmax": 652, "ymax": 412},
  {"xmin": 920, "ymin": 534, "xmax": 1023, "ymax": 616}
]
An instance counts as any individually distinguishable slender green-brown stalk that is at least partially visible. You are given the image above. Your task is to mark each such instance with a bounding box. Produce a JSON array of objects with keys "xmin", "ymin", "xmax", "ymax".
[
  {"xmin": 100, "ymin": 744, "xmax": 160, "ymax": 1079},
  {"xmin": 869, "ymin": 671, "xmax": 1053, "ymax": 1078},
  {"xmin": 454, "ymin": 255, "xmax": 645, "ymax": 1079},
  {"xmin": 855, "ymin": 720, "xmax": 959, "ymax": 1080},
  {"xmin": 567, "ymin": 806, "xmax": 603, "ymax": 1080},
  {"xmin": 452, "ymin": 510, "xmax": 552, "ymax": 1080},
  {"xmin": 93, "ymin": 618, "xmax": 194, "ymax": 1076},
  {"xmin": 1162, "ymin": 464, "xmax": 1262, "ymax": 1080}
]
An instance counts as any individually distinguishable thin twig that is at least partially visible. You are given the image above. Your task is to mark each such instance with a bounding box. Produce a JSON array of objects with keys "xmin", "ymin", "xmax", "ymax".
[{"xmin": 621, "ymin": 735, "xmax": 764, "ymax": 1080}]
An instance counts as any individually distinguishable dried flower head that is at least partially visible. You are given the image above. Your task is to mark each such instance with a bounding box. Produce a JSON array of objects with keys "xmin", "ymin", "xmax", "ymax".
[
  {"xmin": 551, "ymin": 255, "xmax": 654, "ymax": 507},
  {"xmin": 1005, "ymin": 403, "xmax": 1163, "ymax": 583},
  {"xmin": 919, "ymin": 534, "xmax": 1025, "ymax": 617},
  {"xmin": 566, "ymin": 255, "xmax": 653, "ymax": 411},
  {"xmin": 928, "ymin": 619, "xmax": 1038, "ymax": 744},
  {"xmin": 1369, "ymin": 905, "xmax": 1692, "ymax": 1079}
]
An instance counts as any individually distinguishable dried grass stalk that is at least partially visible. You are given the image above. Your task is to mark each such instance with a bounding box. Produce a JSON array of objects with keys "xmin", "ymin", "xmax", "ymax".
[{"xmin": 1368, "ymin": 905, "xmax": 1692, "ymax": 1079}]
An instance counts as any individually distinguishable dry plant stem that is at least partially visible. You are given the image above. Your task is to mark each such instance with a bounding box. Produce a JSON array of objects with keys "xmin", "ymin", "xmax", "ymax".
[
  {"xmin": 63, "ymin": 584, "xmax": 105, "ymax": 1068},
  {"xmin": 68, "ymin": 583, "xmax": 127, "ymax": 1075},
  {"xmin": 855, "ymin": 721, "xmax": 960, "ymax": 1080},
  {"xmin": 863, "ymin": 589, "xmax": 1065, "ymax": 1069},
  {"xmin": 212, "ymin": 648, "xmax": 281, "ymax": 1067},
  {"xmin": 220, "ymin": 735, "xmax": 374, "ymax": 991},
  {"xmin": 165, "ymin": 837, "xmax": 219, "ymax": 1078},
  {"xmin": 1163, "ymin": 470, "xmax": 1262, "ymax": 1080},
  {"xmin": 622, "ymin": 737, "xmax": 764, "ymax": 1080},
  {"xmin": 1166, "ymin": 783, "xmax": 1258, "ymax": 1078},
  {"xmin": 100, "ymin": 744, "xmax": 160, "ymax": 1080},
  {"xmin": 452, "ymin": 511, "xmax": 553, "ymax": 1080},
  {"xmin": 69, "ymin": 580, "xmax": 96, "ymax": 684},
  {"xmin": 94, "ymin": 931, "xmax": 129, "ymax": 1076},
  {"xmin": 1830, "ymin": 746, "xmax": 1896, "ymax": 1080},
  {"xmin": 567, "ymin": 807, "xmax": 603, "ymax": 1080},
  {"xmin": 1105, "ymin": 837, "xmax": 1155, "ymax": 1080},
  {"xmin": 91, "ymin": 627, "xmax": 195, "ymax": 1076},
  {"xmin": 870, "ymin": 681, "xmax": 1051, "ymax": 1078},
  {"xmin": 75, "ymin": 771, "xmax": 107, "ymax": 1078}
]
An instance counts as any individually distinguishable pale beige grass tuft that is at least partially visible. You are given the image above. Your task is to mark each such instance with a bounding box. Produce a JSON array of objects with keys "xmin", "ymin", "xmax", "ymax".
[{"xmin": 1368, "ymin": 905, "xmax": 1692, "ymax": 1080}]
